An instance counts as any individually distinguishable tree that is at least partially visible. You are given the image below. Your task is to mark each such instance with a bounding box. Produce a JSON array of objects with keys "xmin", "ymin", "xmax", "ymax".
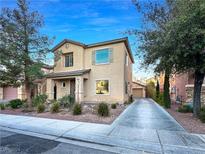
[
  {"xmin": 166, "ymin": 0, "xmax": 205, "ymax": 116},
  {"xmin": 156, "ymin": 80, "xmax": 160, "ymax": 99},
  {"xmin": 131, "ymin": 0, "xmax": 205, "ymax": 116},
  {"xmin": 163, "ymin": 69, "xmax": 171, "ymax": 108},
  {"xmin": 129, "ymin": 0, "xmax": 174, "ymax": 108},
  {"xmin": 146, "ymin": 81, "xmax": 156, "ymax": 99},
  {"xmin": 0, "ymin": 0, "xmax": 53, "ymax": 107}
]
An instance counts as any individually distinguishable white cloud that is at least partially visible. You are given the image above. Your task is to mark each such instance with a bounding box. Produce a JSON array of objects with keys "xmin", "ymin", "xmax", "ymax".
[{"xmin": 88, "ymin": 17, "xmax": 118, "ymax": 26}]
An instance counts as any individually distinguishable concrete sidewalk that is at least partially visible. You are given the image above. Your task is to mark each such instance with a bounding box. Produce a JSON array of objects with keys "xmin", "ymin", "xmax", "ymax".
[{"xmin": 1, "ymin": 99, "xmax": 205, "ymax": 154}]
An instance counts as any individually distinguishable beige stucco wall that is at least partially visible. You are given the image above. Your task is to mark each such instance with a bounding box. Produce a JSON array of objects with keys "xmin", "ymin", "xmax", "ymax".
[
  {"xmin": 54, "ymin": 43, "xmax": 84, "ymax": 72},
  {"xmin": 17, "ymin": 85, "xmax": 26, "ymax": 100},
  {"xmin": 48, "ymin": 42, "xmax": 133, "ymax": 103},
  {"xmin": 124, "ymin": 45, "xmax": 133, "ymax": 101},
  {"xmin": 83, "ymin": 43, "xmax": 125, "ymax": 103},
  {"xmin": 55, "ymin": 80, "xmax": 70, "ymax": 99}
]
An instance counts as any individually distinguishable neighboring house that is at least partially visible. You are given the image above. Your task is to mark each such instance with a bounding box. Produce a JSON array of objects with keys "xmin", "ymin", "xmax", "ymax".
[
  {"xmin": 45, "ymin": 37, "xmax": 134, "ymax": 103},
  {"xmin": 132, "ymin": 81, "xmax": 146, "ymax": 98},
  {"xmin": 0, "ymin": 65, "xmax": 53, "ymax": 101},
  {"xmin": 170, "ymin": 72, "xmax": 205, "ymax": 104},
  {"xmin": 154, "ymin": 71, "xmax": 205, "ymax": 104}
]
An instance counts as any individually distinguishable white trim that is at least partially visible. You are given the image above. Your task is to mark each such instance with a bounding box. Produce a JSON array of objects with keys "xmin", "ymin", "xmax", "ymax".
[
  {"xmin": 185, "ymin": 84, "xmax": 205, "ymax": 88},
  {"xmin": 95, "ymin": 79, "xmax": 110, "ymax": 95},
  {"xmin": 94, "ymin": 48, "xmax": 111, "ymax": 65}
]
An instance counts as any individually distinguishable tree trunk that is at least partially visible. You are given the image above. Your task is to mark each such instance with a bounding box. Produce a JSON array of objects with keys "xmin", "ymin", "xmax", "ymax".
[
  {"xmin": 25, "ymin": 77, "xmax": 32, "ymax": 109},
  {"xmin": 156, "ymin": 80, "xmax": 160, "ymax": 99},
  {"xmin": 193, "ymin": 70, "xmax": 204, "ymax": 117},
  {"xmin": 163, "ymin": 70, "xmax": 171, "ymax": 108}
]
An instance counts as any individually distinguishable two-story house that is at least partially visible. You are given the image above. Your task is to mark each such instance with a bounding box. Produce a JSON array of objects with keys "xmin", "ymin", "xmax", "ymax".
[{"xmin": 46, "ymin": 37, "xmax": 134, "ymax": 103}]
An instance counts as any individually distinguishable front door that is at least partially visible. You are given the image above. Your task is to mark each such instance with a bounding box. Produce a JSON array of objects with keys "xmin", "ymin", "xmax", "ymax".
[{"xmin": 70, "ymin": 80, "xmax": 75, "ymax": 98}]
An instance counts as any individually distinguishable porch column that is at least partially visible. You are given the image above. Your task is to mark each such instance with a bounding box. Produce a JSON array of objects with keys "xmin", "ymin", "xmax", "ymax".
[
  {"xmin": 46, "ymin": 78, "xmax": 54, "ymax": 99},
  {"xmin": 75, "ymin": 76, "xmax": 84, "ymax": 103}
]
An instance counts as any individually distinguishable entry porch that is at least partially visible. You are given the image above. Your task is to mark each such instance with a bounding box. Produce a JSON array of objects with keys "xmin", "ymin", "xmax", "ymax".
[{"xmin": 46, "ymin": 69, "xmax": 90, "ymax": 102}]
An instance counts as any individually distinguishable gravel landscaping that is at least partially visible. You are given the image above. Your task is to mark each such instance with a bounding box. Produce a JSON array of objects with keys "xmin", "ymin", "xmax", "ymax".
[
  {"xmin": 166, "ymin": 104, "xmax": 205, "ymax": 134},
  {"xmin": 0, "ymin": 103, "xmax": 126, "ymax": 124}
]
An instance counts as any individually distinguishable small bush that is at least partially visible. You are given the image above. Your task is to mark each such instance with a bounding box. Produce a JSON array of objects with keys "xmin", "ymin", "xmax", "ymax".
[
  {"xmin": 155, "ymin": 92, "xmax": 164, "ymax": 106},
  {"xmin": 50, "ymin": 101, "xmax": 60, "ymax": 113},
  {"xmin": 199, "ymin": 107, "xmax": 205, "ymax": 123},
  {"xmin": 124, "ymin": 101, "xmax": 129, "ymax": 105},
  {"xmin": 98, "ymin": 102, "xmax": 109, "ymax": 117},
  {"xmin": 201, "ymin": 106, "xmax": 205, "ymax": 112},
  {"xmin": 0, "ymin": 104, "xmax": 5, "ymax": 110},
  {"xmin": 178, "ymin": 104, "xmax": 193, "ymax": 113},
  {"xmin": 37, "ymin": 104, "xmax": 45, "ymax": 113},
  {"xmin": 32, "ymin": 94, "xmax": 47, "ymax": 107},
  {"xmin": 58, "ymin": 95, "xmax": 75, "ymax": 108},
  {"xmin": 199, "ymin": 111, "xmax": 205, "ymax": 123},
  {"xmin": 73, "ymin": 103, "xmax": 82, "ymax": 115},
  {"xmin": 111, "ymin": 103, "xmax": 117, "ymax": 109},
  {"xmin": 9, "ymin": 99, "xmax": 23, "ymax": 109},
  {"xmin": 128, "ymin": 95, "xmax": 133, "ymax": 103}
]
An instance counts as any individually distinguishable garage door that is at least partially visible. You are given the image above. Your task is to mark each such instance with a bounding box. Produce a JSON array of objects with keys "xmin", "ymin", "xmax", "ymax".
[
  {"xmin": 3, "ymin": 86, "xmax": 18, "ymax": 100},
  {"xmin": 132, "ymin": 88, "xmax": 143, "ymax": 98}
]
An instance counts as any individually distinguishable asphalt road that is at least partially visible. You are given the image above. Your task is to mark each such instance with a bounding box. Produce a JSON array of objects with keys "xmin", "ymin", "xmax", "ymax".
[{"xmin": 0, "ymin": 129, "xmax": 116, "ymax": 154}]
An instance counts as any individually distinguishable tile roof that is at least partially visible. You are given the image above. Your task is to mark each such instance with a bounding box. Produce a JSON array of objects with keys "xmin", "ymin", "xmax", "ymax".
[
  {"xmin": 51, "ymin": 37, "xmax": 134, "ymax": 63},
  {"xmin": 46, "ymin": 69, "xmax": 91, "ymax": 78}
]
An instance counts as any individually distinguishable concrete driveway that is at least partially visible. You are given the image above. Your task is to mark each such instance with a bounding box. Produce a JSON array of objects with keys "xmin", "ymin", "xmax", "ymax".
[
  {"xmin": 1, "ymin": 99, "xmax": 205, "ymax": 154},
  {"xmin": 110, "ymin": 98, "xmax": 185, "ymax": 131}
]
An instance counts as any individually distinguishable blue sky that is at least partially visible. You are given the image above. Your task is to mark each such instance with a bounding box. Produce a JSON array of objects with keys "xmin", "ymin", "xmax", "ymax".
[{"xmin": 1, "ymin": 0, "xmax": 154, "ymax": 80}]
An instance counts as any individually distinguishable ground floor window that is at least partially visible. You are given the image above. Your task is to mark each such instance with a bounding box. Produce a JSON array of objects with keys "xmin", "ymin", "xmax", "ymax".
[{"xmin": 96, "ymin": 80, "xmax": 109, "ymax": 94}]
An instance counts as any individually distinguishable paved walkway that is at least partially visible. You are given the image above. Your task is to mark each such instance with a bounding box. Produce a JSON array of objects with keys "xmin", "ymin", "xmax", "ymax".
[{"xmin": 1, "ymin": 99, "xmax": 205, "ymax": 154}]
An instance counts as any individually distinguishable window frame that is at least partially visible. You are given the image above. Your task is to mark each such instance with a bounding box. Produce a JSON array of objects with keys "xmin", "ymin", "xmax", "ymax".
[
  {"xmin": 95, "ymin": 48, "xmax": 110, "ymax": 65},
  {"xmin": 64, "ymin": 52, "xmax": 73, "ymax": 67},
  {"xmin": 95, "ymin": 79, "xmax": 110, "ymax": 95}
]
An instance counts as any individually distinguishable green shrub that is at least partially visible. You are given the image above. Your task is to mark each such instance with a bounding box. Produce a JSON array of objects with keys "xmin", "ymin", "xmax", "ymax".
[
  {"xmin": 37, "ymin": 104, "xmax": 45, "ymax": 113},
  {"xmin": 199, "ymin": 111, "xmax": 205, "ymax": 123},
  {"xmin": 0, "ymin": 104, "xmax": 5, "ymax": 110},
  {"xmin": 201, "ymin": 106, "xmax": 205, "ymax": 112},
  {"xmin": 155, "ymin": 92, "xmax": 164, "ymax": 106},
  {"xmin": 177, "ymin": 104, "xmax": 193, "ymax": 113},
  {"xmin": 98, "ymin": 102, "xmax": 109, "ymax": 117},
  {"xmin": 199, "ymin": 107, "xmax": 205, "ymax": 123},
  {"xmin": 32, "ymin": 94, "xmax": 47, "ymax": 107},
  {"xmin": 58, "ymin": 95, "xmax": 75, "ymax": 108},
  {"xmin": 50, "ymin": 101, "xmax": 60, "ymax": 113},
  {"xmin": 9, "ymin": 99, "xmax": 23, "ymax": 109},
  {"xmin": 111, "ymin": 103, "xmax": 117, "ymax": 109},
  {"xmin": 128, "ymin": 95, "xmax": 133, "ymax": 103},
  {"xmin": 146, "ymin": 81, "xmax": 156, "ymax": 99},
  {"xmin": 73, "ymin": 103, "xmax": 82, "ymax": 115}
]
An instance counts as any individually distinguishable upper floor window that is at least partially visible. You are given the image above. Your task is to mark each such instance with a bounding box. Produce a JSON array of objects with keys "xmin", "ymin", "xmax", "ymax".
[
  {"xmin": 93, "ymin": 48, "xmax": 113, "ymax": 65},
  {"xmin": 65, "ymin": 53, "xmax": 73, "ymax": 67}
]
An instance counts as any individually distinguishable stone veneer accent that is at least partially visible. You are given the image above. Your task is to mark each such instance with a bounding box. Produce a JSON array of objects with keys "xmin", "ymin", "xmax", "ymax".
[{"xmin": 186, "ymin": 85, "xmax": 205, "ymax": 105}]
